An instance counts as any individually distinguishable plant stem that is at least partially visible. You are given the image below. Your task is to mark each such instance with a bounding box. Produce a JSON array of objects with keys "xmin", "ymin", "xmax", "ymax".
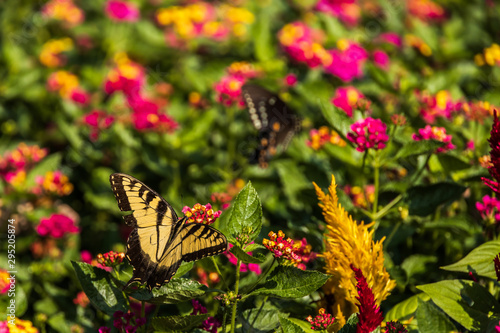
[
  {"xmin": 241, "ymin": 257, "xmax": 276, "ymax": 297},
  {"xmin": 230, "ymin": 259, "xmax": 242, "ymax": 333},
  {"xmin": 372, "ymin": 150, "xmax": 381, "ymax": 229},
  {"xmin": 211, "ymin": 256, "xmax": 228, "ymax": 290}
]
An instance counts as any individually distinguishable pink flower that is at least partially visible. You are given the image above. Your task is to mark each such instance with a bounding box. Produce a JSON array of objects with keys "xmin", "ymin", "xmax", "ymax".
[
  {"xmin": 105, "ymin": 0, "xmax": 140, "ymax": 22},
  {"xmin": 191, "ymin": 300, "xmax": 221, "ymax": 333},
  {"xmin": 284, "ymin": 73, "xmax": 298, "ymax": 86},
  {"xmin": 306, "ymin": 308, "xmax": 335, "ymax": 331},
  {"xmin": 182, "ymin": 203, "xmax": 222, "ymax": 225},
  {"xmin": 476, "ymin": 195, "xmax": 500, "ymax": 223},
  {"xmin": 315, "ymin": 0, "xmax": 361, "ymax": 26},
  {"xmin": 324, "ymin": 41, "xmax": 368, "ymax": 82},
  {"xmin": 351, "ymin": 265, "xmax": 384, "ymax": 333},
  {"xmin": 37, "ymin": 214, "xmax": 79, "ymax": 238},
  {"xmin": 377, "ymin": 33, "xmax": 402, "ymax": 48},
  {"xmin": 214, "ymin": 75, "xmax": 245, "ymax": 108},
  {"xmin": 373, "ymin": 49, "xmax": 390, "ymax": 70},
  {"xmin": 412, "ymin": 125, "xmax": 455, "ymax": 153},
  {"xmin": 80, "ymin": 250, "xmax": 93, "ymax": 264},
  {"xmin": 70, "ymin": 88, "xmax": 91, "ymax": 105},
  {"xmin": 83, "ymin": 110, "xmax": 115, "ymax": 141},
  {"xmin": 331, "ymin": 86, "xmax": 367, "ymax": 117},
  {"xmin": 416, "ymin": 90, "xmax": 462, "ymax": 124},
  {"xmin": 408, "ymin": 0, "xmax": 446, "ymax": 22},
  {"xmin": 347, "ymin": 117, "xmax": 389, "ymax": 152}
]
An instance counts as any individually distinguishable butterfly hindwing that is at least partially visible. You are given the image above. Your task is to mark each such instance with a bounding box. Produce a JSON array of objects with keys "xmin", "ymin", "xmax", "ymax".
[
  {"xmin": 109, "ymin": 173, "xmax": 228, "ymax": 291},
  {"xmin": 241, "ymin": 84, "xmax": 301, "ymax": 167}
]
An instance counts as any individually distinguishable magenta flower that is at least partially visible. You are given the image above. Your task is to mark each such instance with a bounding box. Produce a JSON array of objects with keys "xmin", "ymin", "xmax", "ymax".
[
  {"xmin": 214, "ymin": 75, "xmax": 246, "ymax": 108},
  {"xmin": 482, "ymin": 112, "xmax": 500, "ymax": 194},
  {"xmin": 191, "ymin": 300, "xmax": 221, "ymax": 333},
  {"xmin": 385, "ymin": 321, "xmax": 408, "ymax": 333},
  {"xmin": 80, "ymin": 250, "xmax": 93, "ymax": 264},
  {"xmin": 351, "ymin": 265, "xmax": 384, "ymax": 333},
  {"xmin": 306, "ymin": 308, "xmax": 335, "ymax": 330},
  {"xmin": 225, "ymin": 243, "xmax": 262, "ymax": 274},
  {"xmin": 377, "ymin": 32, "xmax": 402, "ymax": 48},
  {"xmin": 476, "ymin": 195, "xmax": 500, "ymax": 223},
  {"xmin": 373, "ymin": 49, "xmax": 390, "ymax": 70},
  {"xmin": 324, "ymin": 41, "xmax": 368, "ymax": 82},
  {"xmin": 331, "ymin": 86, "xmax": 368, "ymax": 117},
  {"xmin": 284, "ymin": 73, "xmax": 298, "ymax": 86},
  {"xmin": 70, "ymin": 88, "xmax": 91, "ymax": 105},
  {"xmin": 182, "ymin": 203, "xmax": 221, "ymax": 225},
  {"xmin": 315, "ymin": 0, "xmax": 360, "ymax": 26},
  {"xmin": 105, "ymin": 0, "xmax": 139, "ymax": 22},
  {"xmin": 347, "ymin": 117, "xmax": 389, "ymax": 152},
  {"xmin": 412, "ymin": 125, "xmax": 455, "ymax": 153},
  {"xmin": 416, "ymin": 90, "xmax": 462, "ymax": 124},
  {"xmin": 82, "ymin": 110, "xmax": 115, "ymax": 141},
  {"xmin": 37, "ymin": 214, "xmax": 79, "ymax": 238}
]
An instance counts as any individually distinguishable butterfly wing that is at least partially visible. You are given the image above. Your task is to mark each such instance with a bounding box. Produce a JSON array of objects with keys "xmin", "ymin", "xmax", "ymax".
[
  {"xmin": 241, "ymin": 84, "xmax": 301, "ymax": 167},
  {"xmin": 110, "ymin": 173, "xmax": 181, "ymax": 290}
]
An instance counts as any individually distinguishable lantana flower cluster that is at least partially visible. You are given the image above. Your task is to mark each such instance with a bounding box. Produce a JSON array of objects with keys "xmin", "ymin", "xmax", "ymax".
[
  {"xmin": 331, "ymin": 86, "xmax": 371, "ymax": 117},
  {"xmin": 36, "ymin": 214, "xmax": 79, "ymax": 238},
  {"xmin": 97, "ymin": 251, "xmax": 126, "ymax": 268},
  {"xmin": 0, "ymin": 269, "xmax": 12, "ymax": 294},
  {"xmin": 191, "ymin": 299, "xmax": 221, "ymax": 333},
  {"xmin": 105, "ymin": 0, "xmax": 139, "ymax": 22},
  {"xmin": 99, "ymin": 310, "xmax": 146, "ymax": 333},
  {"xmin": 214, "ymin": 61, "xmax": 261, "ymax": 107},
  {"xmin": 306, "ymin": 308, "xmax": 335, "ymax": 331},
  {"xmin": 0, "ymin": 319, "xmax": 39, "ymax": 333},
  {"xmin": 307, "ymin": 126, "xmax": 346, "ymax": 150},
  {"xmin": 407, "ymin": 0, "xmax": 446, "ymax": 22},
  {"xmin": 385, "ymin": 321, "xmax": 409, "ymax": 333},
  {"xmin": 344, "ymin": 184, "xmax": 375, "ymax": 209},
  {"xmin": 41, "ymin": 0, "xmax": 84, "ymax": 26},
  {"xmin": 103, "ymin": 53, "xmax": 178, "ymax": 133},
  {"xmin": 82, "ymin": 110, "xmax": 115, "ymax": 141},
  {"xmin": 462, "ymin": 100, "xmax": 496, "ymax": 123},
  {"xmin": 405, "ymin": 34, "xmax": 432, "ymax": 56},
  {"xmin": 416, "ymin": 90, "xmax": 462, "ymax": 124},
  {"xmin": 475, "ymin": 43, "xmax": 500, "ymax": 67},
  {"xmin": 325, "ymin": 39, "xmax": 369, "ymax": 82},
  {"xmin": 412, "ymin": 125, "xmax": 455, "ymax": 153},
  {"xmin": 34, "ymin": 170, "xmax": 74, "ymax": 196},
  {"xmin": 182, "ymin": 203, "xmax": 222, "ymax": 225},
  {"xmin": 47, "ymin": 70, "xmax": 91, "ymax": 105},
  {"xmin": 39, "ymin": 38, "xmax": 74, "ymax": 68},
  {"xmin": 0, "ymin": 143, "xmax": 47, "ymax": 178},
  {"xmin": 262, "ymin": 230, "xmax": 316, "ymax": 270},
  {"xmin": 347, "ymin": 117, "xmax": 389, "ymax": 152},
  {"xmin": 315, "ymin": 0, "xmax": 361, "ymax": 26},
  {"xmin": 156, "ymin": 2, "xmax": 254, "ymax": 46}
]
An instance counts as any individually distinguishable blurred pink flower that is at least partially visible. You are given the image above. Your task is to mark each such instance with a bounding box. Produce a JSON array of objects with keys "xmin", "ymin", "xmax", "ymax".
[
  {"xmin": 373, "ymin": 49, "xmax": 390, "ymax": 70},
  {"xmin": 476, "ymin": 195, "xmax": 500, "ymax": 223},
  {"xmin": 315, "ymin": 0, "xmax": 361, "ymax": 26},
  {"xmin": 70, "ymin": 88, "xmax": 91, "ymax": 105},
  {"xmin": 37, "ymin": 214, "xmax": 79, "ymax": 238},
  {"xmin": 408, "ymin": 0, "xmax": 446, "ymax": 22},
  {"xmin": 83, "ymin": 110, "xmax": 115, "ymax": 141},
  {"xmin": 105, "ymin": 0, "xmax": 140, "ymax": 22},
  {"xmin": 416, "ymin": 90, "xmax": 462, "ymax": 124},
  {"xmin": 324, "ymin": 41, "xmax": 368, "ymax": 82},
  {"xmin": 80, "ymin": 250, "xmax": 93, "ymax": 264},
  {"xmin": 191, "ymin": 300, "xmax": 221, "ymax": 333},
  {"xmin": 377, "ymin": 32, "xmax": 402, "ymax": 48},
  {"xmin": 412, "ymin": 125, "xmax": 455, "ymax": 153},
  {"xmin": 347, "ymin": 117, "xmax": 389, "ymax": 152},
  {"xmin": 214, "ymin": 75, "xmax": 246, "ymax": 107},
  {"xmin": 284, "ymin": 73, "xmax": 298, "ymax": 86},
  {"xmin": 331, "ymin": 86, "xmax": 368, "ymax": 117}
]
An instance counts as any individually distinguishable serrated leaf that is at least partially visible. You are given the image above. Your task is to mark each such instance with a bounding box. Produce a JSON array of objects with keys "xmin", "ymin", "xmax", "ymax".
[
  {"xmin": 245, "ymin": 243, "xmax": 266, "ymax": 252},
  {"xmin": 151, "ymin": 314, "xmax": 208, "ymax": 331},
  {"xmin": 338, "ymin": 313, "xmax": 358, "ymax": 333},
  {"xmin": 406, "ymin": 182, "xmax": 466, "ymax": 216},
  {"xmin": 441, "ymin": 240, "xmax": 500, "ymax": 279},
  {"xmin": 227, "ymin": 181, "xmax": 262, "ymax": 242},
  {"xmin": 230, "ymin": 245, "xmax": 265, "ymax": 264},
  {"xmin": 385, "ymin": 293, "xmax": 430, "ymax": 322},
  {"xmin": 417, "ymin": 279, "xmax": 500, "ymax": 331},
  {"xmin": 416, "ymin": 298, "xmax": 456, "ymax": 333},
  {"xmin": 172, "ymin": 262, "xmax": 194, "ymax": 279},
  {"xmin": 129, "ymin": 278, "xmax": 206, "ymax": 304},
  {"xmin": 251, "ymin": 266, "xmax": 331, "ymax": 298},
  {"xmin": 318, "ymin": 99, "xmax": 352, "ymax": 137},
  {"xmin": 241, "ymin": 309, "xmax": 280, "ymax": 332},
  {"xmin": 71, "ymin": 261, "xmax": 127, "ymax": 315},
  {"xmin": 395, "ymin": 140, "xmax": 444, "ymax": 159}
]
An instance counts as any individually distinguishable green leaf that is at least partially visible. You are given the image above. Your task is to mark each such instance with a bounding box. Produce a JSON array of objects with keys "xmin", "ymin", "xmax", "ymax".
[
  {"xmin": 172, "ymin": 262, "xmax": 194, "ymax": 279},
  {"xmin": 227, "ymin": 181, "xmax": 262, "ymax": 242},
  {"xmin": 129, "ymin": 278, "xmax": 206, "ymax": 304},
  {"xmin": 245, "ymin": 243, "xmax": 266, "ymax": 252},
  {"xmin": 318, "ymin": 99, "xmax": 352, "ymax": 137},
  {"xmin": 401, "ymin": 255, "xmax": 438, "ymax": 279},
  {"xmin": 406, "ymin": 182, "xmax": 467, "ymax": 216},
  {"xmin": 47, "ymin": 313, "xmax": 72, "ymax": 333},
  {"xmin": 230, "ymin": 245, "xmax": 265, "ymax": 264},
  {"xmin": 241, "ymin": 309, "xmax": 280, "ymax": 332},
  {"xmin": 275, "ymin": 160, "xmax": 313, "ymax": 210},
  {"xmin": 395, "ymin": 140, "xmax": 444, "ymax": 159},
  {"xmin": 436, "ymin": 154, "xmax": 471, "ymax": 172},
  {"xmin": 441, "ymin": 240, "xmax": 500, "ymax": 279},
  {"xmin": 385, "ymin": 293, "xmax": 430, "ymax": 322},
  {"xmin": 25, "ymin": 152, "xmax": 62, "ymax": 187},
  {"xmin": 253, "ymin": 10, "xmax": 275, "ymax": 61},
  {"xmin": 279, "ymin": 313, "xmax": 313, "ymax": 333},
  {"xmin": 251, "ymin": 266, "xmax": 331, "ymax": 298},
  {"xmin": 416, "ymin": 298, "xmax": 457, "ymax": 333},
  {"xmin": 71, "ymin": 261, "xmax": 127, "ymax": 315},
  {"xmin": 417, "ymin": 279, "xmax": 500, "ymax": 331},
  {"xmin": 338, "ymin": 313, "xmax": 359, "ymax": 333},
  {"xmin": 151, "ymin": 314, "xmax": 209, "ymax": 332}
]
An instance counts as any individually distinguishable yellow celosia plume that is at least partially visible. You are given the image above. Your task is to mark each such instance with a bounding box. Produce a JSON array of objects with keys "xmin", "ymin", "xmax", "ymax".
[{"xmin": 314, "ymin": 175, "xmax": 396, "ymax": 330}]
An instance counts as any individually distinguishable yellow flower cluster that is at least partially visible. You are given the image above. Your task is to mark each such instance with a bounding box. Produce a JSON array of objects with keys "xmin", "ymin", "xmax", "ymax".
[
  {"xmin": 39, "ymin": 171, "xmax": 74, "ymax": 196},
  {"xmin": 314, "ymin": 175, "xmax": 395, "ymax": 329},
  {"xmin": 39, "ymin": 38, "xmax": 73, "ymax": 67},
  {"xmin": 42, "ymin": 0, "xmax": 84, "ymax": 26},
  {"xmin": 7, "ymin": 319, "xmax": 39, "ymax": 333},
  {"xmin": 156, "ymin": 3, "xmax": 254, "ymax": 40},
  {"xmin": 474, "ymin": 43, "xmax": 500, "ymax": 66}
]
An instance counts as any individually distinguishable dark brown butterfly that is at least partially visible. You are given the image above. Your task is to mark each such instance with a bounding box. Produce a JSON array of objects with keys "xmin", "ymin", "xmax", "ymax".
[{"xmin": 241, "ymin": 84, "xmax": 301, "ymax": 168}]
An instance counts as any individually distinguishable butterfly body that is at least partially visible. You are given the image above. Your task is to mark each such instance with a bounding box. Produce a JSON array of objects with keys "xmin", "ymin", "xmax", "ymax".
[
  {"xmin": 241, "ymin": 84, "xmax": 301, "ymax": 167},
  {"xmin": 110, "ymin": 173, "xmax": 228, "ymax": 291}
]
